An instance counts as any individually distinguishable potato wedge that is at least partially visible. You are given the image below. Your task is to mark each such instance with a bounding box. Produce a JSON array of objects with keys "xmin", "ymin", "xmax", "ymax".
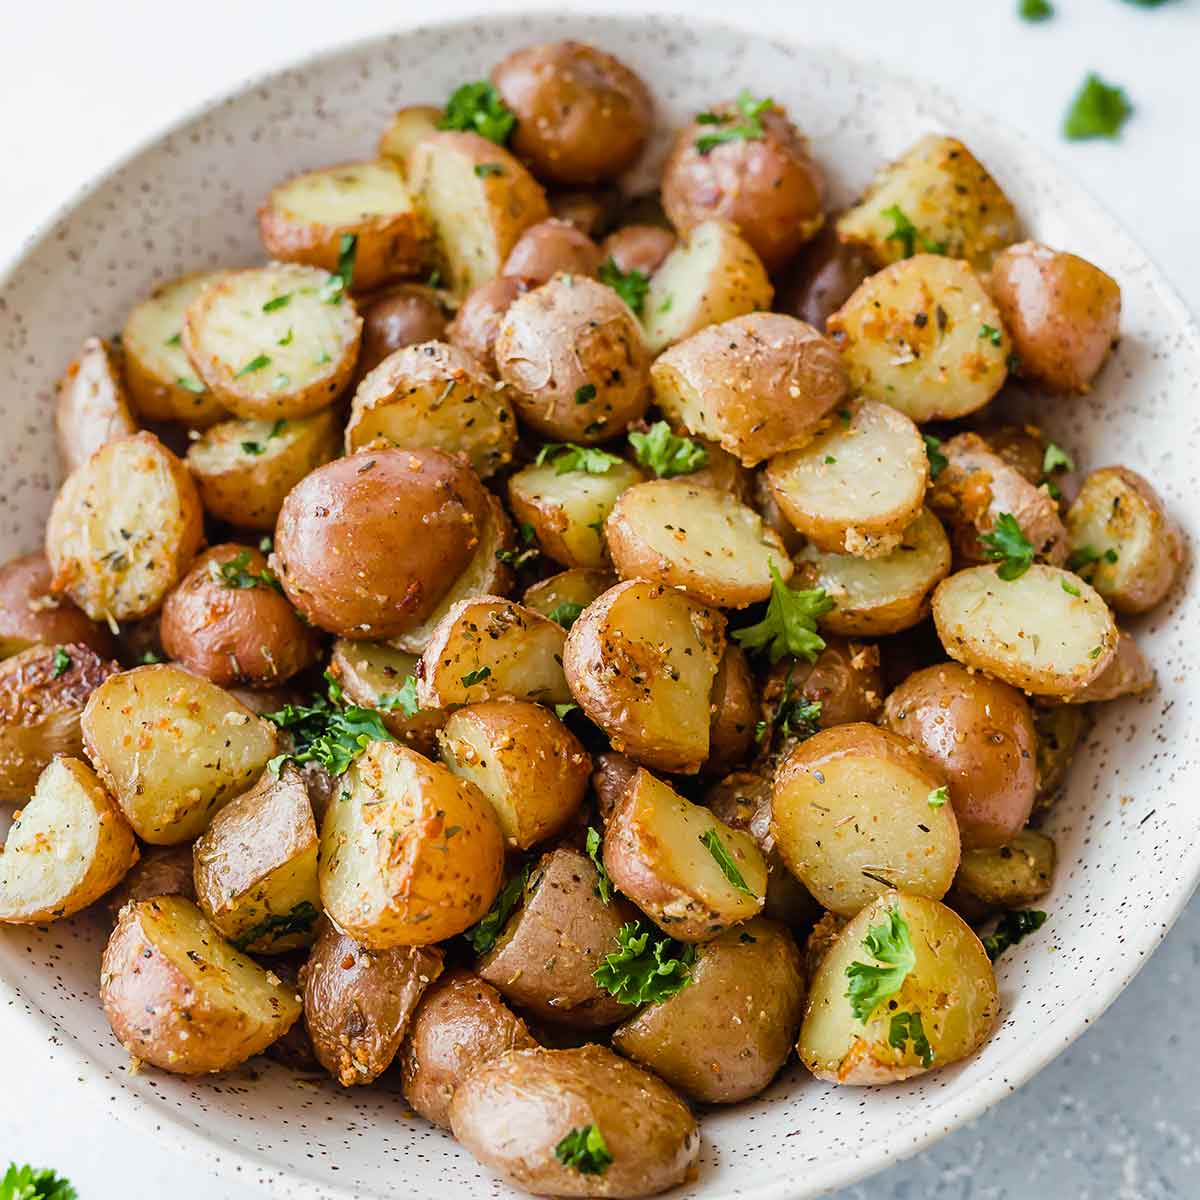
[
  {"xmin": 81, "ymin": 664, "xmax": 278, "ymax": 844},
  {"xmin": 932, "ymin": 563, "xmax": 1118, "ymax": 697},
  {"xmin": 604, "ymin": 769, "xmax": 767, "ymax": 941},
  {"xmin": 46, "ymin": 432, "xmax": 204, "ymax": 624},
  {"xmin": 522, "ymin": 568, "xmax": 616, "ymax": 626},
  {"xmin": 828, "ymin": 254, "xmax": 1008, "ymax": 423},
  {"xmin": 183, "ymin": 263, "xmax": 362, "ymax": 419},
  {"xmin": 319, "ymin": 740, "xmax": 504, "ymax": 947},
  {"xmin": 563, "ymin": 580, "xmax": 726, "ymax": 774},
  {"xmin": 345, "ymin": 340, "xmax": 517, "ymax": 477},
  {"xmin": 55, "ymin": 337, "xmax": 139, "ymax": 474},
  {"xmin": 416, "ymin": 597, "xmax": 571, "ymax": 709},
  {"xmin": 259, "ymin": 160, "xmax": 429, "ymax": 291},
  {"xmin": 192, "ymin": 763, "xmax": 319, "ymax": 953},
  {"xmin": 766, "ymin": 399, "xmax": 928, "ymax": 556},
  {"xmin": 799, "ymin": 892, "xmax": 998, "ymax": 1084},
  {"xmin": 438, "ymin": 701, "xmax": 590, "ymax": 849},
  {"xmin": 0, "ymin": 756, "xmax": 138, "ymax": 923},
  {"xmin": 0, "ymin": 644, "xmax": 119, "ymax": 803},
  {"xmin": 409, "ymin": 131, "xmax": 550, "ymax": 296},
  {"xmin": 303, "ymin": 922, "xmax": 443, "ymax": 1086},
  {"xmin": 706, "ymin": 645, "xmax": 756, "ymax": 776},
  {"xmin": 955, "ymin": 829, "xmax": 1055, "ymax": 909},
  {"xmin": 606, "ymin": 479, "xmax": 791, "ymax": 608},
  {"xmin": 0, "ymin": 553, "xmax": 116, "ymax": 659},
  {"xmin": 642, "ymin": 220, "xmax": 773, "ymax": 353},
  {"xmin": 508, "ymin": 458, "xmax": 645, "ymax": 570},
  {"xmin": 1064, "ymin": 466, "xmax": 1183, "ymax": 614},
  {"xmin": 1062, "ymin": 629, "xmax": 1154, "ymax": 704},
  {"xmin": 121, "ymin": 271, "xmax": 229, "ymax": 426},
  {"xmin": 836, "ymin": 134, "xmax": 1019, "ymax": 270},
  {"xmin": 185, "ymin": 410, "xmax": 340, "ymax": 531},
  {"xmin": 100, "ymin": 895, "xmax": 302, "ymax": 1074},
  {"xmin": 793, "ymin": 507, "xmax": 951, "ymax": 637},
  {"xmin": 772, "ymin": 724, "xmax": 960, "ymax": 917},
  {"xmin": 378, "ymin": 104, "xmax": 443, "ymax": 170},
  {"xmin": 651, "ymin": 313, "xmax": 848, "ymax": 466}
]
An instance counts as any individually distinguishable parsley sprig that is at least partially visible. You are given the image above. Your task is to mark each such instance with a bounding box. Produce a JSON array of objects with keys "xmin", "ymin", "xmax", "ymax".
[
  {"xmin": 733, "ymin": 564, "xmax": 832, "ymax": 663},
  {"xmin": 0, "ymin": 1165, "xmax": 76, "ymax": 1200},
  {"xmin": 980, "ymin": 513, "xmax": 1035, "ymax": 580},
  {"xmin": 982, "ymin": 909, "xmax": 1047, "ymax": 961},
  {"xmin": 379, "ymin": 675, "xmax": 421, "ymax": 718},
  {"xmin": 598, "ymin": 257, "xmax": 651, "ymax": 315},
  {"xmin": 888, "ymin": 1010, "xmax": 934, "ymax": 1067},
  {"xmin": 208, "ymin": 550, "xmax": 284, "ymax": 593},
  {"xmin": 585, "ymin": 826, "xmax": 614, "ymax": 904},
  {"xmin": 535, "ymin": 443, "xmax": 623, "ymax": 475},
  {"xmin": 760, "ymin": 668, "xmax": 823, "ymax": 747},
  {"xmin": 844, "ymin": 902, "xmax": 917, "ymax": 1022},
  {"xmin": 467, "ymin": 865, "xmax": 529, "ymax": 954},
  {"xmin": 547, "ymin": 601, "xmax": 585, "ymax": 630},
  {"xmin": 231, "ymin": 901, "xmax": 320, "ymax": 952},
  {"xmin": 554, "ymin": 1125, "xmax": 612, "ymax": 1176},
  {"xmin": 882, "ymin": 205, "xmax": 946, "ymax": 258},
  {"xmin": 439, "ymin": 81, "xmax": 516, "ymax": 145},
  {"xmin": 628, "ymin": 422, "xmax": 709, "ymax": 478},
  {"xmin": 695, "ymin": 89, "xmax": 774, "ymax": 155},
  {"xmin": 593, "ymin": 921, "xmax": 696, "ymax": 1005}
]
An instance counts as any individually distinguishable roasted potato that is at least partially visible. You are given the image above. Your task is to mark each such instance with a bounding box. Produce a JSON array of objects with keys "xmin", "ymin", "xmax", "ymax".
[
  {"xmin": 192, "ymin": 764, "xmax": 320, "ymax": 953},
  {"xmin": 0, "ymin": 756, "xmax": 138, "ymax": 923},
  {"xmin": 551, "ymin": 189, "xmax": 622, "ymax": 238},
  {"xmin": 160, "ymin": 544, "xmax": 321, "ymax": 688},
  {"xmin": 100, "ymin": 895, "xmax": 302, "ymax": 1074},
  {"xmin": 793, "ymin": 507, "xmax": 952, "ymax": 637},
  {"xmin": 438, "ymin": 700, "xmax": 590, "ymax": 849},
  {"xmin": 183, "ymin": 263, "xmax": 361, "ymax": 420},
  {"xmin": 955, "ymin": 829, "xmax": 1055, "ymax": 909},
  {"xmin": 642, "ymin": 220, "xmax": 773, "ymax": 353},
  {"xmin": 612, "ymin": 918, "xmax": 805, "ymax": 1103},
  {"xmin": 651, "ymin": 313, "xmax": 847, "ymax": 466},
  {"xmin": 258, "ymin": 159, "xmax": 429, "ymax": 290},
  {"xmin": 400, "ymin": 967, "xmax": 537, "ymax": 1129},
  {"xmin": 706, "ymin": 645, "xmax": 756, "ymax": 776},
  {"xmin": 1064, "ymin": 466, "xmax": 1183, "ymax": 614},
  {"xmin": 55, "ymin": 337, "xmax": 138, "ymax": 474},
  {"xmin": 303, "ymin": 922, "xmax": 443, "ymax": 1085},
  {"xmin": 378, "ymin": 104, "xmax": 442, "ymax": 171},
  {"xmin": 345, "ymin": 340, "xmax": 517, "ymax": 477},
  {"xmin": 990, "ymin": 241, "xmax": 1121, "ymax": 393},
  {"xmin": 0, "ymin": 643, "xmax": 119, "ymax": 804},
  {"xmin": 761, "ymin": 638, "xmax": 883, "ymax": 734},
  {"xmin": 495, "ymin": 275, "xmax": 650, "ymax": 444},
  {"xmin": 46, "ymin": 432, "xmax": 204, "ymax": 624},
  {"xmin": 932, "ymin": 563, "xmax": 1118, "ymax": 697},
  {"xmin": 491, "ymin": 41, "xmax": 653, "ymax": 186},
  {"xmin": 1032, "ymin": 702, "xmax": 1089, "ymax": 807},
  {"xmin": 319, "ymin": 740, "xmax": 504, "ymax": 947},
  {"xmin": 836, "ymin": 134, "xmax": 1019, "ymax": 270},
  {"xmin": 105, "ymin": 842, "xmax": 196, "ymax": 918},
  {"xmin": 882, "ymin": 662, "xmax": 1037, "ymax": 849},
  {"xmin": 0, "ymin": 553, "xmax": 116, "ymax": 659},
  {"xmin": 974, "ymin": 422, "xmax": 1050, "ymax": 487},
  {"xmin": 273, "ymin": 447, "xmax": 493, "ymax": 639},
  {"xmin": 447, "ymin": 276, "xmax": 533, "ymax": 374},
  {"xmin": 357, "ymin": 284, "xmax": 449, "ymax": 378},
  {"xmin": 766, "ymin": 398, "xmax": 928, "ymax": 556},
  {"xmin": 828, "ymin": 254, "xmax": 1009, "ymax": 423},
  {"xmin": 477, "ymin": 846, "xmax": 637, "ymax": 1027},
  {"xmin": 591, "ymin": 751, "xmax": 639, "ymax": 826},
  {"xmin": 409, "ymin": 131, "xmax": 550, "ymax": 296},
  {"xmin": 606, "ymin": 479, "xmax": 792, "ymax": 608},
  {"xmin": 604, "ymin": 768, "xmax": 767, "ymax": 941},
  {"xmin": 775, "ymin": 222, "xmax": 874, "ymax": 331},
  {"xmin": 662, "ymin": 99, "xmax": 824, "ymax": 271},
  {"xmin": 502, "ymin": 218, "xmax": 603, "ymax": 282},
  {"xmin": 772, "ymin": 723, "xmax": 959, "ymax": 916},
  {"xmin": 449, "ymin": 1045, "xmax": 699, "ymax": 1198},
  {"xmin": 564, "ymin": 580, "xmax": 726, "ymax": 774},
  {"xmin": 799, "ymin": 892, "xmax": 998, "ymax": 1083},
  {"xmin": 185, "ymin": 409, "xmax": 341, "ymax": 531},
  {"xmin": 523, "ymin": 568, "xmax": 616, "ymax": 626},
  {"xmin": 1062, "ymin": 629, "xmax": 1154, "ymax": 703},
  {"xmin": 81, "ymin": 663, "xmax": 278, "ymax": 844},
  {"xmin": 601, "ymin": 225, "xmax": 676, "ymax": 278}
]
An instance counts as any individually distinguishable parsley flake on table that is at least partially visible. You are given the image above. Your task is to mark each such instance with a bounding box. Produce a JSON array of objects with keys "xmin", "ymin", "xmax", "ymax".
[
  {"xmin": 699, "ymin": 828, "xmax": 755, "ymax": 897},
  {"xmin": 467, "ymin": 864, "xmax": 529, "ymax": 954},
  {"xmin": 628, "ymin": 421, "xmax": 709, "ymax": 478},
  {"xmin": 0, "ymin": 1164, "xmax": 77, "ymax": 1200},
  {"xmin": 980, "ymin": 513, "xmax": 1035, "ymax": 580},
  {"xmin": 844, "ymin": 902, "xmax": 917, "ymax": 1022},
  {"xmin": 694, "ymin": 88, "xmax": 773, "ymax": 154},
  {"xmin": 1063, "ymin": 73, "xmax": 1133, "ymax": 140},
  {"xmin": 535, "ymin": 443, "xmax": 623, "ymax": 475},
  {"xmin": 732, "ymin": 563, "xmax": 832, "ymax": 663},
  {"xmin": 585, "ymin": 826, "xmax": 614, "ymax": 904},
  {"xmin": 554, "ymin": 1125, "xmax": 613, "ymax": 1176},
  {"xmin": 1018, "ymin": 0, "xmax": 1054, "ymax": 20},
  {"xmin": 593, "ymin": 921, "xmax": 696, "ymax": 1005},
  {"xmin": 439, "ymin": 81, "xmax": 516, "ymax": 145},
  {"xmin": 598, "ymin": 256, "xmax": 651, "ymax": 315},
  {"xmin": 982, "ymin": 909, "xmax": 1048, "ymax": 961},
  {"xmin": 881, "ymin": 205, "xmax": 946, "ymax": 257}
]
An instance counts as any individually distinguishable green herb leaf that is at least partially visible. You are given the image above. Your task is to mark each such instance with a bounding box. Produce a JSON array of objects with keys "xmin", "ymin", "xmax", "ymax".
[
  {"xmin": 138, "ymin": 649, "xmax": 164, "ymax": 665},
  {"xmin": 980, "ymin": 513, "xmax": 1035, "ymax": 580},
  {"xmin": 278, "ymin": 328, "xmax": 295, "ymax": 346},
  {"xmin": 1067, "ymin": 544, "xmax": 1118, "ymax": 574},
  {"xmin": 1064, "ymin": 73, "xmax": 1133, "ymax": 140},
  {"xmin": 979, "ymin": 323, "xmax": 1003, "ymax": 346},
  {"xmin": 923, "ymin": 434, "xmax": 948, "ymax": 480},
  {"xmin": 927, "ymin": 785, "xmax": 949, "ymax": 809},
  {"xmin": 699, "ymin": 828, "xmax": 754, "ymax": 897},
  {"xmin": 473, "ymin": 162, "xmax": 505, "ymax": 178},
  {"xmin": 554, "ymin": 1125, "xmax": 613, "ymax": 1176},
  {"xmin": 733, "ymin": 563, "xmax": 832, "ymax": 663},
  {"xmin": 888, "ymin": 1010, "xmax": 934, "ymax": 1067},
  {"xmin": 231, "ymin": 901, "xmax": 319, "ymax": 952},
  {"xmin": 164, "ymin": 331, "xmax": 182, "ymax": 347},
  {"xmin": 235, "ymin": 354, "xmax": 271, "ymax": 378},
  {"xmin": 695, "ymin": 89, "xmax": 774, "ymax": 154},
  {"xmin": 379, "ymin": 675, "xmax": 421, "ymax": 718},
  {"xmin": 262, "ymin": 293, "xmax": 292, "ymax": 312},
  {"xmin": 51, "ymin": 647, "xmax": 71, "ymax": 678},
  {"xmin": 241, "ymin": 440, "xmax": 265, "ymax": 456},
  {"xmin": 1042, "ymin": 442, "xmax": 1074, "ymax": 474},
  {"xmin": 554, "ymin": 702, "xmax": 578, "ymax": 720},
  {"xmin": 881, "ymin": 205, "xmax": 946, "ymax": 257},
  {"xmin": 574, "ymin": 383, "xmax": 597, "ymax": 405},
  {"xmin": 535, "ymin": 443, "xmax": 623, "ymax": 476},
  {"xmin": 207, "ymin": 550, "xmax": 283, "ymax": 593},
  {"xmin": 467, "ymin": 865, "xmax": 529, "ymax": 954},
  {"xmin": 585, "ymin": 826, "xmax": 614, "ymax": 904},
  {"xmin": 547, "ymin": 601, "xmax": 585, "ymax": 630},
  {"xmin": 628, "ymin": 421, "xmax": 709, "ymax": 478},
  {"xmin": 982, "ymin": 909, "xmax": 1048, "ymax": 961},
  {"xmin": 176, "ymin": 375, "xmax": 205, "ymax": 394},
  {"xmin": 0, "ymin": 1164, "xmax": 77, "ymax": 1200},
  {"xmin": 844, "ymin": 902, "xmax": 917, "ymax": 1022},
  {"xmin": 1019, "ymin": 0, "xmax": 1054, "ymax": 20},
  {"xmin": 593, "ymin": 921, "xmax": 696, "ymax": 1005},
  {"xmin": 461, "ymin": 667, "xmax": 491, "ymax": 687},
  {"xmin": 439, "ymin": 81, "xmax": 517, "ymax": 145},
  {"xmin": 597, "ymin": 257, "xmax": 651, "ymax": 315},
  {"xmin": 1061, "ymin": 577, "xmax": 1081, "ymax": 597}
]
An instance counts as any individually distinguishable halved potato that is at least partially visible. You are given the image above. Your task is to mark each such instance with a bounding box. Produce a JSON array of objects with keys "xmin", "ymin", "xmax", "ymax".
[
  {"xmin": 183, "ymin": 263, "xmax": 362, "ymax": 419},
  {"xmin": 522, "ymin": 568, "xmax": 616, "ymax": 625},
  {"xmin": 121, "ymin": 271, "xmax": 229, "ymax": 426},
  {"xmin": 771, "ymin": 723, "xmax": 960, "ymax": 917},
  {"xmin": 437, "ymin": 700, "xmax": 590, "ymax": 849},
  {"xmin": 185, "ymin": 410, "xmax": 340, "ymax": 530},
  {"xmin": 799, "ymin": 892, "xmax": 998, "ymax": 1084},
  {"xmin": 828, "ymin": 254, "xmax": 1008, "ymax": 423},
  {"xmin": 345, "ymin": 340, "xmax": 517, "ymax": 478},
  {"xmin": 932, "ymin": 563, "xmax": 1118, "ymax": 697},
  {"xmin": 100, "ymin": 895, "xmax": 302, "ymax": 1074},
  {"xmin": 319, "ymin": 740, "xmax": 504, "ymax": 947},
  {"xmin": 604, "ymin": 768, "xmax": 767, "ymax": 941},
  {"xmin": 651, "ymin": 313, "xmax": 848, "ymax": 466},
  {"xmin": 1062, "ymin": 629, "xmax": 1154, "ymax": 704},
  {"xmin": 378, "ymin": 104, "xmax": 443, "ymax": 170},
  {"xmin": 81, "ymin": 664, "xmax": 278, "ymax": 844},
  {"xmin": 55, "ymin": 337, "xmax": 139, "ymax": 474},
  {"xmin": 563, "ymin": 580, "xmax": 726, "ymax": 774},
  {"xmin": 0, "ymin": 756, "xmax": 138, "ymax": 923},
  {"xmin": 416, "ymin": 597, "xmax": 571, "ymax": 708},
  {"xmin": 955, "ymin": 829, "xmax": 1055, "ymax": 909},
  {"xmin": 409, "ymin": 131, "xmax": 550, "ymax": 296},
  {"xmin": 766, "ymin": 399, "xmax": 928, "ymax": 556},
  {"xmin": 793, "ymin": 507, "xmax": 951, "ymax": 637},
  {"xmin": 836, "ymin": 134, "xmax": 1020, "ymax": 270},
  {"xmin": 642, "ymin": 219, "xmax": 773, "ymax": 353},
  {"xmin": 46, "ymin": 432, "xmax": 204, "ymax": 624},
  {"xmin": 259, "ymin": 160, "xmax": 429, "ymax": 290},
  {"xmin": 508, "ymin": 458, "xmax": 645, "ymax": 570},
  {"xmin": 192, "ymin": 763, "xmax": 319, "ymax": 954}
]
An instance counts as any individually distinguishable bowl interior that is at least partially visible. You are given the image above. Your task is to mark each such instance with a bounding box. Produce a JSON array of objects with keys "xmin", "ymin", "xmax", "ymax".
[{"xmin": 1, "ymin": 12, "xmax": 1197, "ymax": 1200}]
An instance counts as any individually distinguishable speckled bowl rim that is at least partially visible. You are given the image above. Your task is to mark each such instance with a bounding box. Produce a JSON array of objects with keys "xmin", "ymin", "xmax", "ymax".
[{"xmin": 2, "ymin": 10, "xmax": 1198, "ymax": 1200}]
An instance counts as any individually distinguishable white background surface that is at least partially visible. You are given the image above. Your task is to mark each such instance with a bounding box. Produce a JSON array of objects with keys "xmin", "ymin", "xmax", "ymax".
[{"xmin": 2, "ymin": 2, "xmax": 1198, "ymax": 1197}]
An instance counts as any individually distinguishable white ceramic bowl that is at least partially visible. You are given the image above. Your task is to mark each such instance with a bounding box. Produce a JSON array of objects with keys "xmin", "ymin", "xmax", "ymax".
[{"xmin": 1, "ymin": 12, "xmax": 1197, "ymax": 1199}]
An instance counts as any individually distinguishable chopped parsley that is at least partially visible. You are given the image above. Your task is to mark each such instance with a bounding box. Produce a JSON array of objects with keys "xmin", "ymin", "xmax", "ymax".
[
  {"xmin": 881, "ymin": 205, "xmax": 946, "ymax": 258},
  {"xmin": 234, "ymin": 354, "xmax": 271, "ymax": 378},
  {"xmin": 51, "ymin": 647, "xmax": 72, "ymax": 678},
  {"xmin": 467, "ymin": 865, "xmax": 529, "ymax": 954},
  {"xmin": 473, "ymin": 162, "xmax": 505, "ymax": 177},
  {"xmin": 495, "ymin": 522, "xmax": 540, "ymax": 569},
  {"xmin": 628, "ymin": 421, "xmax": 709, "ymax": 478},
  {"xmin": 574, "ymin": 383, "xmax": 597, "ymax": 405},
  {"xmin": 733, "ymin": 563, "xmax": 832, "ymax": 663},
  {"xmin": 554, "ymin": 1125, "xmax": 612, "ymax": 1176},
  {"xmin": 694, "ymin": 89, "xmax": 773, "ymax": 155},
  {"xmin": 138, "ymin": 649, "xmax": 164, "ymax": 665},
  {"xmin": 1019, "ymin": 0, "xmax": 1054, "ymax": 19},
  {"xmin": 1042, "ymin": 442, "xmax": 1074, "ymax": 474},
  {"xmin": 554, "ymin": 702, "xmax": 578, "ymax": 720},
  {"xmin": 699, "ymin": 828, "xmax": 755, "ymax": 897},
  {"xmin": 594, "ymin": 921, "xmax": 696, "ymax": 1005},
  {"xmin": 461, "ymin": 667, "xmax": 491, "ymax": 687},
  {"xmin": 535, "ymin": 443, "xmax": 623, "ymax": 475},
  {"xmin": 980, "ymin": 513, "xmax": 1035, "ymax": 580},
  {"xmin": 208, "ymin": 550, "xmax": 283, "ymax": 593},
  {"xmin": 0, "ymin": 1164, "xmax": 77, "ymax": 1200},
  {"xmin": 319, "ymin": 234, "xmax": 358, "ymax": 303},
  {"xmin": 262, "ymin": 293, "xmax": 292, "ymax": 312},
  {"xmin": 585, "ymin": 826, "xmax": 614, "ymax": 904},
  {"xmin": 439, "ymin": 81, "xmax": 516, "ymax": 145},
  {"xmin": 1067, "ymin": 544, "xmax": 1118, "ymax": 573},
  {"xmin": 927, "ymin": 786, "xmax": 949, "ymax": 809},
  {"xmin": 176, "ymin": 375, "xmax": 205, "ymax": 394},
  {"xmin": 598, "ymin": 257, "xmax": 651, "ymax": 315},
  {"xmin": 979, "ymin": 323, "xmax": 1003, "ymax": 346},
  {"xmin": 923, "ymin": 434, "xmax": 948, "ymax": 481},
  {"xmin": 547, "ymin": 601, "xmax": 585, "ymax": 629},
  {"xmin": 982, "ymin": 909, "xmax": 1048, "ymax": 961},
  {"xmin": 231, "ymin": 901, "xmax": 319, "ymax": 951},
  {"xmin": 164, "ymin": 331, "xmax": 182, "ymax": 347},
  {"xmin": 241, "ymin": 440, "xmax": 266, "ymax": 456},
  {"xmin": 845, "ymin": 902, "xmax": 917, "ymax": 1022},
  {"xmin": 888, "ymin": 1010, "xmax": 934, "ymax": 1067},
  {"xmin": 379, "ymin": 674, "xmax": 421, "ymax": 718},
  {"xmin": 1063, "ymin": 73, "xmax": 1133, "ymax": 140},
  {"xmin": 278, "ymin": 328, "xmax": 295, "ymax": 346},
  {"xmin": 1061, "ymin": 578, "xmax": 1082, "ymax": 597}
]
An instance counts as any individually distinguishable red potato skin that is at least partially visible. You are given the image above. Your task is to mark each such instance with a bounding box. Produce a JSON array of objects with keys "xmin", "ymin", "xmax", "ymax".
[
  {"xmin": 600, "ymin": 225, "xmax": 677, "ymax": 277},
  {"xmin": 0, "ymin": 553, "xmax": 116, "ymax": 658},
  {"xmin": 447, "ymin": 276, "xmax": 535, "ymax": 375},
  {"xmin": 502, "ymin": 219, "xmax": 603, "ymax": 284},
  {"xmin": 775, "ymin": 223, "xmax": 874, "ymax": 332},
  {"xmin": 356, "ymin": 286, "xmax": 449, "ymax": 378}
]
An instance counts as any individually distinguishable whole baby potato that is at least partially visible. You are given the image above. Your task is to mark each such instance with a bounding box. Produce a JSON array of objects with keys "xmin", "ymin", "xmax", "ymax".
[
  {"xmin": 447, "ymin": 276, "xmax": 535, "ymax": 374},
  {"xmin": 0, "ymin": 553, "xmax": 116, "ymax": 659},
  {"xmin": 503, "ymin": 218, "xmax": 603, "ymax": 283},
  {"xmin": 357, "ymin": 285, "xmax": 449, "ymax": 377}
]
